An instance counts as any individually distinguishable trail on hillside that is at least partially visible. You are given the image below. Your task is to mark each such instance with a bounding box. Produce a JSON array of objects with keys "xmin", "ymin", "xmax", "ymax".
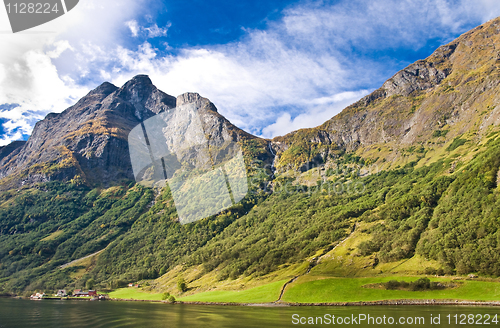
[
  {"xmin": 59, "ymin": 249, "xmax": 106, "ymax": 269},
  {"xmin": 275, "ymin": 223, "xmax": 357, "ymax": 302}
]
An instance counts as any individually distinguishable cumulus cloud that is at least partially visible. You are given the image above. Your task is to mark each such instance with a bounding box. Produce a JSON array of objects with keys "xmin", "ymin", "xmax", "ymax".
[
  {"xmin": 1, "ymin": 0, "xmax": 500, "ymax": 146},
  {"xmin": 0, "ymin": 0, "xmax": 144, "ymax": 145},
  {"xmin": 126, "ymin": 20, "xmax": 140, "ymax": 37},
  {"xmin": 126, "ymin": 20, "xmax": 170, "ymax": 38}
]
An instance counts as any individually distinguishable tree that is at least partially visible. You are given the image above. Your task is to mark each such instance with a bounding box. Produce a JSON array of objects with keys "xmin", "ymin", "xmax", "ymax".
[
  {"xmin": 86, "ymin": 279, "xmax": 95, "ymax": 290},
  {"xmin": 177, "ymin": 278, "xmax": 187, "ymax": 292}
]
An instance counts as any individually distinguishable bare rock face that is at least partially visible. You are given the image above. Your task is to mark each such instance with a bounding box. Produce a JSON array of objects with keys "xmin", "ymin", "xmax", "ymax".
[
  {"xmin": 0, "ymin": 141, "xmax": 25, "ymax": 163},
  {"xmin": 382, "ymin": 44, "xmax": 456, "ymax": 98},
  {"xmin": 270, "ymin": 17, "xmax": 500, "ymax": 172},
  {"xmin": 112, "ymin": 75, "xmax": 176, "ymax": 121},
  {"xmin": 382, "ymin": 60, "xmax": 452, "ymax": 98},
  {"xmin": 0, "ymin": 76, "xmax": 267, "ymax": 190}
]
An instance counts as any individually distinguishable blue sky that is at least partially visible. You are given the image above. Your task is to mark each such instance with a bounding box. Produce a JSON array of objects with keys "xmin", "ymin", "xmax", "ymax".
[{"xmin": 0, "ymin": 0, "xmax": 500, "ymax": 145}]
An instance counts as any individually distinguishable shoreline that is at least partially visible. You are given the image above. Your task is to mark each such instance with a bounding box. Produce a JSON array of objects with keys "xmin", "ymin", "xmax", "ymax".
[
  {"xmin": 107, "ymin": 298, "xmax": 500, "ymax": 307},
  {"xmin": 7, "ymin": 295, "xmax": 500, "ymax": 307}
]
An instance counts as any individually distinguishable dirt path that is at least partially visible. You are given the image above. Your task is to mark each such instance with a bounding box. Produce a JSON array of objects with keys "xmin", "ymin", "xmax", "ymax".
[
  {"xmin": 59, "ymin": 249, "xmax": 106, "ymax": 269},
  {"xmin": 275, "ymin": 259, "xmax": 318, "ymax": 302},
  {"xmin": 275, "ymin": 223, "xmax": 358, "ymax": 302}
]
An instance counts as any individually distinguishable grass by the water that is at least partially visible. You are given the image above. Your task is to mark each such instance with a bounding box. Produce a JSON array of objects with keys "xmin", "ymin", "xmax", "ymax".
[
  {"xmin": 281, "ymin": 276, "xmax": 500, "ymax": 303},
  {"xmin": 108, "ymin": 288, "xmax": 164, "ymax": 301},
  {"xmin": 107, "ymin": 276, "xmax": 500, "ymax": 304},
  {"xmin": 108, "ymin": 280, "xmax": 286, "ymax": 303},
  {"xmin": 178, "ymin": 280, "xmax": 286, "ymax": 303}
]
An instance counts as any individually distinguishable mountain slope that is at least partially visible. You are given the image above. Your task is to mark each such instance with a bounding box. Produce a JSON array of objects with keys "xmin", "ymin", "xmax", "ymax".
[
  {"xmin": 0, "ymin": 76, "xmax": 271, "ymax": 190},
  {"xmin": 0, "ymin": 76, "xmax": 173, "ymax": 187},
  {"xmin": 271, "ymin": 17, "xmax": 500, "ymax": 172},
  {"xmin": 2, "ymin": 18, "xmax": 500, "ymax": 298}
]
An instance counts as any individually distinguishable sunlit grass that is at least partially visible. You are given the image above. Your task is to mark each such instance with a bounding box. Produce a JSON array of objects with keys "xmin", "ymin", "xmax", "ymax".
[
  {"xmin": 179, "ymin": 280, "xmax": 286, "ymax": 303},
  {"xmin": 108, "ymin": 288, "xmax": 164, "ymax": 301},
  {"xmin": 282, "ymin": 277, "xmax": 500, "ymax": 303}
]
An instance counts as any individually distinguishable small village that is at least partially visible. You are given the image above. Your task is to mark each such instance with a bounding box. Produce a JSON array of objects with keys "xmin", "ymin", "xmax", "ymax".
[{"xmin": 30, "ymin": 289, "xmax": 107, "ymax": 301}]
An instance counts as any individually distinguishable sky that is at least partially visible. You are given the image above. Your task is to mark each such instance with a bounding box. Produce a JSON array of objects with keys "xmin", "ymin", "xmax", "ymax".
[{"xmin": 0, "ymin": 0, "xmax": 500, "ymax": 145}]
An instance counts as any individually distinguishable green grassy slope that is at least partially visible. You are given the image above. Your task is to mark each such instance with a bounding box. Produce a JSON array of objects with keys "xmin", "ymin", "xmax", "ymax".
[
  {"xmin": 2, "ymin": 133, "xmax": 500, "ymax": 300},
  {"xmin": 179, "ymin": 280, "xmax": 286, "ymax": 303},
  {"xmin": 2, "ymin": 19, "xmax": 500, "ymax": 303},
  {"xmin": 282, "ymin": 277, "xmax": 500, "ymax": 303}
]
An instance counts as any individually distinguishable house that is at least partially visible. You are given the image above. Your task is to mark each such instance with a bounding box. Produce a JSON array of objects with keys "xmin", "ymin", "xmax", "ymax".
[
  {"xmin": 73, "ymin": 290, "xmax": 97, "ymax": 297},
  {"xmin": 56, "ymin": 290, "xmax": 67, "ymax": 297},
  {"xmin": 73, "ymin": 290, "xmax": 88, "ymax": 297},
  {"xmin": 128, "ymin": 283, "xmax": 134, "ymax": 287},
  {"xmin": 30, "ymin": 292, "xmax": 45, "ymax": 300}
]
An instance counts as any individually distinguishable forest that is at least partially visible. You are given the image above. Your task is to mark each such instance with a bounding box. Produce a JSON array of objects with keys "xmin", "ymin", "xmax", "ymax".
[{"xmin": 1, "ymin": 132, "xmax": 500, "ymax": 295}]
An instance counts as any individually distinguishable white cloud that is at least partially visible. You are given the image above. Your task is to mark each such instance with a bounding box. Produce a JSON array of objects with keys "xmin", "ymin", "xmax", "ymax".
[
  {"xmin": 1, "ymin": 0, "xmax": 500, "ymax": 146},
  {"xmin": 261, "ymin": 90, "xmax": 370, "ymax": 138},
  {"xmin": 46, "ymin": 40, "xmax": 74, "ymax": 59},
  {"xmin": 126, "ymin": 20, "xmax": 140, "ymax": 37},
  {"xmin": 0, "ymin": 64, "xmax": 5, "ymax": 84},
  {"xmin": 0, "ymin": 48, "xmax": 89, "ymax": 144},
  {"xmin": 0, "ymin": 0, "xmax": 144, "ymax": 145},
  {"xmin": 126, "ymin": 19, "xmax": 170, "ymax": 38},
  {"xmin": 146, "ymin": 23, "xmax": 171, "ymax": 38}
]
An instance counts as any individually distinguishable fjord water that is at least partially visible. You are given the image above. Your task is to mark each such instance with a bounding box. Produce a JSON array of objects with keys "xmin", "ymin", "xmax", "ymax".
[{"xmin": 1, "ymin": 298, "xmax": 499, "ymax": 327}]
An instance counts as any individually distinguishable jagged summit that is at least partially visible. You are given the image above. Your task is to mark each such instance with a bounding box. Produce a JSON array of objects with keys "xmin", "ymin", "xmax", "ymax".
[
  {"xmin": 3, "ymin": 15, "xmax": 500, "ymax": 187},
  {"xmin": 0, "ymin": 75, "xmax": 261, "ymax": 189},
  {"xmin": 271, "ymin": 16, "xmax": 500, "ymax": 172},
  {"xmin": 128, "ymin": 74, "xmax": 153, "ymax": 85},
  {"xmin": 88, "ymin": 81, "xmax": 118, "ymax": 97},
  {"xmin": 113, "ymin": 75, "xmax": 176, "ymax": 121},
  {"xmin": 175, "ymin": 92, "xmax": 219, "ymax": 114}
]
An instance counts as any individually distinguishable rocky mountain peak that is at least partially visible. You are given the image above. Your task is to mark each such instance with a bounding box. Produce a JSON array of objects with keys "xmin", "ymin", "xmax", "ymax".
[
  {"xmin": 177, "ymin": 92, "xmax": 204, "ymax": 106},
  {"xmin": 112, "ymin": 75, "xmax": 176, "ymax": 121},
  {"xmin": 88, "ymin": 81, "xmax": 118, "ymax": 97},
  {"xmin": 176, "ymin": 92, "xmax": 219, "ymax": 115},
  {"xmin": 0, "ymin": 76, "xmax": 263, "ymax": 189}
]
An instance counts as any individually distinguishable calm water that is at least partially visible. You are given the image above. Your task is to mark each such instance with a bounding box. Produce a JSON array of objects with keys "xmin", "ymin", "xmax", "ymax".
[{"xmin": 0, "ymin": 298, "xmax": 499, "ymax": 327}]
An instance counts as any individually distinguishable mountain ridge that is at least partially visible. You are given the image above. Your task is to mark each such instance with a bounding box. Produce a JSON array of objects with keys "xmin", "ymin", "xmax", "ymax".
[
  {"xmin": 270, "ymin": 16, "xmax": 500, "ymax": 172},
  {"xmin": 1, "ymin": 16, "xmax": 500, "ymax": 299},
  {"xmin": 2, "ymin": 17, "xmax": 500, "ymax": 187},
  {"xmin": 0, "ymin": 75, "xmax": 270, "ymax": 190}
]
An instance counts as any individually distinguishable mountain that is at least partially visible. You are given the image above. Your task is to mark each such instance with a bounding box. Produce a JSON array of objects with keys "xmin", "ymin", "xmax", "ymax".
[
  {"xmin": 1, "ymin": 18, "xmax": 500, "ymax": 300},
  {"xmin": 271, "ymin": 17, "xmax": 500, "ymax": 172},
  {"xmin": 0, "ymin": 75, "xmax": 270, "ymax": 190}
]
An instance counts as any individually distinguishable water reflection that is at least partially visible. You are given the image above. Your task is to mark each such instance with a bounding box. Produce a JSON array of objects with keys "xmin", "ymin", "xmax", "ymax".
[{"xmin": 0, "ymin": 298, "xmax": 499, "ymax": 327}]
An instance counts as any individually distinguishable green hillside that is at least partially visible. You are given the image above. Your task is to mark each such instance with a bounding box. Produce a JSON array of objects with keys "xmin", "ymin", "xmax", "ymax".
[
  {"xmin": 2, "ymin": 18, "xmax": 500, "ymax": 303},
  {"xmin": 1, "ymin": 130, "xmax": 500, "ymax": 300}
]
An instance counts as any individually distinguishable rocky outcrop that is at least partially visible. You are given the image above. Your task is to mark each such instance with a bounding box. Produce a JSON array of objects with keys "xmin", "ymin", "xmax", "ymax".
[
  {"xmin": 0, "ymin": 141, "xmax": 25, "ymax": 163},
  {"xmin": 271, "ymin": 17, "xmax": 500, "ymax": 171},
  {"xmin": 0, "ymin": 76, "xmax": 264, "ymax": 189}
]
